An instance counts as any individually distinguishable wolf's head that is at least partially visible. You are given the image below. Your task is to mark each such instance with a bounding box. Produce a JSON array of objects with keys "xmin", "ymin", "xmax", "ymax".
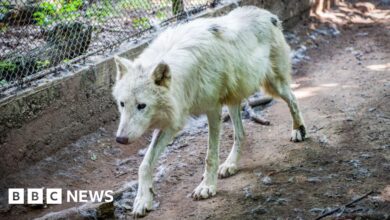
[{"xmin": 112, "ymin": 56, "xmax": 171, "ymax": 144}]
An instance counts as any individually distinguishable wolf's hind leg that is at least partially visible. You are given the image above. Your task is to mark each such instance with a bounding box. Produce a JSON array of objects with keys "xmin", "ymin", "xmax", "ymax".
[
  {"xmin": 218, "ymin": 104, "xmax": 245, "ymax": 178},
  {"xmin": 265, "ymin": 79, "xmax": 306, "ymax": 142},
  {"xmin": 279, "ymin": 84, "xmax": 306, "ymax": 141}
]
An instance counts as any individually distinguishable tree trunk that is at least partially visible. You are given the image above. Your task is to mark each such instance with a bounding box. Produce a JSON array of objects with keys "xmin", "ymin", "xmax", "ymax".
[{"xmin": 311, "ymin": 0, "xmax": 344, "ymax": 15}]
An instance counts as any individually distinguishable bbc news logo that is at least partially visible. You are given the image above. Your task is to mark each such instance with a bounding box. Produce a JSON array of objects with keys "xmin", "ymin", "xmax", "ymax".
[{"xmin": 8, "ymin": 188, "xmax": 114, "ymax": 204}]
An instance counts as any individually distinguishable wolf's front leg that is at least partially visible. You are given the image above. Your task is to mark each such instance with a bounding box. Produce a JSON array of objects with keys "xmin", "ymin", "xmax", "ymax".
[
  {"xmin": 133, "ymin": 129, "xmax": 175, "ymax": 217},
  {"xmin": 192, "ymin": 107, "xmax": 221, "ymax": 199}
]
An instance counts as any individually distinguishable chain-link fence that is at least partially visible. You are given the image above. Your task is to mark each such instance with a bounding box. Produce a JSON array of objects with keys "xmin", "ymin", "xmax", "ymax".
[{"xmin": 0, "ymin": 0, "xmax": 217, "ymax": 92}]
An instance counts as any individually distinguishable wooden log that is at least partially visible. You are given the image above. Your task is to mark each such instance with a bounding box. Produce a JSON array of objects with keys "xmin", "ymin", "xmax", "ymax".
[
  {"xmin": 245, "ymin": 102, "xmax": 271, "ymax": 125},
  {"xmin": 248, "ymin": 97, "xmax": 273, "ymax": 107}
]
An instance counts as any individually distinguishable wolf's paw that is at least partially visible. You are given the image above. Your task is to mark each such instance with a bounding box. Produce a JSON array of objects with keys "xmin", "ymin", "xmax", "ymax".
[
  {"xmin": 191, "ymin": 181, "xmax": 216, "ymax": 200},
  {"xmin": 218, "ymin": 162, "xmax": 238, "ymax": 178},
  {"xmin": 132, "ymin": 189, "xmax": 153, "ymax": 217},
  {"xmin": 291, "ymin": 125, "xmax": 306, "ymax": 142}
]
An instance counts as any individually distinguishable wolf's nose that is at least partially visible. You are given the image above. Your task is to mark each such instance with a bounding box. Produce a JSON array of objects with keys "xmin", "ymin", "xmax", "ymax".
[{"xmin": 116, "ymin": 136, "xmax": 129, "ymax": 144}]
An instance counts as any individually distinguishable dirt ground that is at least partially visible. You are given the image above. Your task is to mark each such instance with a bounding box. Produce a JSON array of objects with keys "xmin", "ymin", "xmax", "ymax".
[{"xmin": 0, "ymin": 1, "xmax": 389, "ymax": 219}]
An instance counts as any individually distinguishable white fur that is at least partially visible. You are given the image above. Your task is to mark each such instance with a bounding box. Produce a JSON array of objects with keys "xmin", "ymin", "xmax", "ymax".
[{"xmin": 112, "ymin": 6, "xmax": 305, "ymax": 217}]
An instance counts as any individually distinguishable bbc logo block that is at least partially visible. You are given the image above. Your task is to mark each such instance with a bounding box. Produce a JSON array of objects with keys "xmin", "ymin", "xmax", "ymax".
[
  {"xmin": 46, "ymin": 188, "xmax": 62, "ymax": 204},
  {"xmin": 27, "ymin": 188, "xmax": 43, "ymax": 204},
  {"xmin": 8, "ymin": 188, "xmax": 63, "ymax": 204},
  {"xmin": 8, "ymin": 188, "xmax": 24, "ymax": 204}
]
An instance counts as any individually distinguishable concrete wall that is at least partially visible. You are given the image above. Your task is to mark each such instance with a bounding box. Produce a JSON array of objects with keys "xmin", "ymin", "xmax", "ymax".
[{"xmin": 0, "ymin": 0, "xmax": 311, "ymax": 178}]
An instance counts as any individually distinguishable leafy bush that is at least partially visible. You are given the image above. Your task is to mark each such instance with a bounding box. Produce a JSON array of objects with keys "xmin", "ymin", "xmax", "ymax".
[
  {"xmin": 0, "ymin": 61, "xmax": 16, "ymax": 83},
  {"xmin": 36, "ymin": 60, "xmax": 51, "ymax": 69},
  {"xmin": 156, "ymin": 11, "xmax": 167, "ymax": 20},
  {"xmin": 0, "ymin": 1, "xmax": 10, "ymax": 15},
  {"xmin": 0, "ymin": 61, "xmax": 16, "ymax": 73},
  {"xmin": 132, "ymin": 17, "xmax": 151, "ymax": 30},
  {"xmin": 1, "ymin": 2, "xmax": 10, "ymax": 32},
  {"xmin": 33, "ymin": 2, "xmax": 57, "ymax": 26},
  {"xmin": 33, "ymin": 0, "xmax": 83, "ymax": 26}
]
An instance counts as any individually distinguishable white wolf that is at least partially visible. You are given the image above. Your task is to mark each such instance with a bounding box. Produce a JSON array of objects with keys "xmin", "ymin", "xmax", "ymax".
[{"xmin": 112, "ymin": 6, "xmax": 305, "ymax": 216}]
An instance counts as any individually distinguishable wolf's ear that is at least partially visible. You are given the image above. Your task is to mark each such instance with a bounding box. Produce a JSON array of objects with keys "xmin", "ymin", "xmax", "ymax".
[
  {"xmin": 151, "ymin": 62, "xmax": 170, "ymax": 88},
  {"xmin": 114, "ymin": 56, "xmax": 132, "ymax": 81}
]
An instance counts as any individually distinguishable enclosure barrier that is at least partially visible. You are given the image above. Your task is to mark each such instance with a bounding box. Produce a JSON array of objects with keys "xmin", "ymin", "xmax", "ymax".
[{"xmin": 0, "ymin": 0, "xmax": 216, "ymax": 93}]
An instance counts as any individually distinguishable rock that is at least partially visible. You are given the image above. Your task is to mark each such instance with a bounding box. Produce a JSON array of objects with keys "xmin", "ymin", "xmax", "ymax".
[
  {"xmin": 138, "ymin": 148, "xmax": 147, "ymax": 156},
  {"xmin": 307, "ymin": 177, "xmax": 322, "ymax": 183},
  {"xmin": 355, "ymin": 167, "xmax": 371, "ymax": 178},
  {"xmin": 276, "ymin": 198, "xmax": 288, "ymax": 205},
  {"xmin": 243, "ymin": 186, "xmax": 253, "ymax": 199},
  {"xmin": 261, "ymin": 176, "xmax": 272, "ymax": 185},
  {"xmin": 319, "ymin": 135, "xmax": 328, "ymax": 145},
  {"xmin": 380, "ymin": 144, "xmax": 390, "ymax": 149},
  {"xmin": 154, "ymin": 165, "xmax": 168, "ymax": 182},
  {"xmin": 254, "ymin": 171, "xmax": 262, "ymax": 178},
  {"xmin": 355, "ymin": 32, "xmax": 369, "ymax": 37},
  {"xmin": 360, "ymin": 153, "xmax": 372, "ymax": 159},
  {"xmin": 294, "ymin": 208, "xmax": 303, "ymax": 213},
  {"xmin": 291, "ymin": 45, "xmax": 310, "ymax": 65},
  {"xmin": 348, "ymin": 159, "xmax": 361, "ymax": 168},
  {"xmin": 250, "ymin": 205, "xmax": 267, "ymax": 215},
  {"xmin": 313, "ymin": 26, "xmax": 340, "ymax": 37}
]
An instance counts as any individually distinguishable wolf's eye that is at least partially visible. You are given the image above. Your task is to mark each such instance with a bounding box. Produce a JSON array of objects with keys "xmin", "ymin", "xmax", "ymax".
[
  {"xmin": 120, "ymin": 102, "xmax": 124, "ymax": 107},
  {"xmin": 137, "ymin": 103, "xmax": 146, "ymax": 110}
]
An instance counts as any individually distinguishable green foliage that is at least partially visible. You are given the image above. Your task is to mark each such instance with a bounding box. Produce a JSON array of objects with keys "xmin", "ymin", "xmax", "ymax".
[
  {"xmin": 0, "ymin": 61, "xmax": 16, "ymax": 85},
  {"xmin": 33, "ymin": 0, "xmax": 83, "ymax": 26},
  {"xmin": 0, "ymin": 24, "xmax": 8, "ymax": 33},
  {"xmin": 156, "ymin": 11, "xmax": 167, "ymax": 20},
  {"xmin": 0, "ymin": 79, "xmax": 7, "ymax": 86},
  {"xmin": 132, "ymin": 17, "xmax": 150, "ymax": 30},
  {"xmin": 120, "ymin": 0, "xmax": 153, "ymax": 11},
  {"xmin": 60, "ymin": 0, "xmax": 83, "ymax": 20},
  {"xmin": 0, "ymin": 2, "xmax": 10, "ymax": 32},
  {"xmin": 0, "ymin": 61, "xmax": 16, "ymax": 72},
  {"xmin": 29, "ymin": 0, "xmax": 167, "ymax": 28},
  {"xmin": 36, "ymin": 60, "xmax": 51, "ymax": 69},
  {"xmin": 33, "ymin": 2, "xmax": 57, "ymax": 26},
  {"xmin": 0, "ymin": 1, "xmax": 10, "ymax": 14}
]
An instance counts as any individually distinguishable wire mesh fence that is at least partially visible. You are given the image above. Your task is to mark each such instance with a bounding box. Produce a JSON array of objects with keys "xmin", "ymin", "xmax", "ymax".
[{"xmin": 0, "ymin": 0, "xmax": 217, "ymax": 92}]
